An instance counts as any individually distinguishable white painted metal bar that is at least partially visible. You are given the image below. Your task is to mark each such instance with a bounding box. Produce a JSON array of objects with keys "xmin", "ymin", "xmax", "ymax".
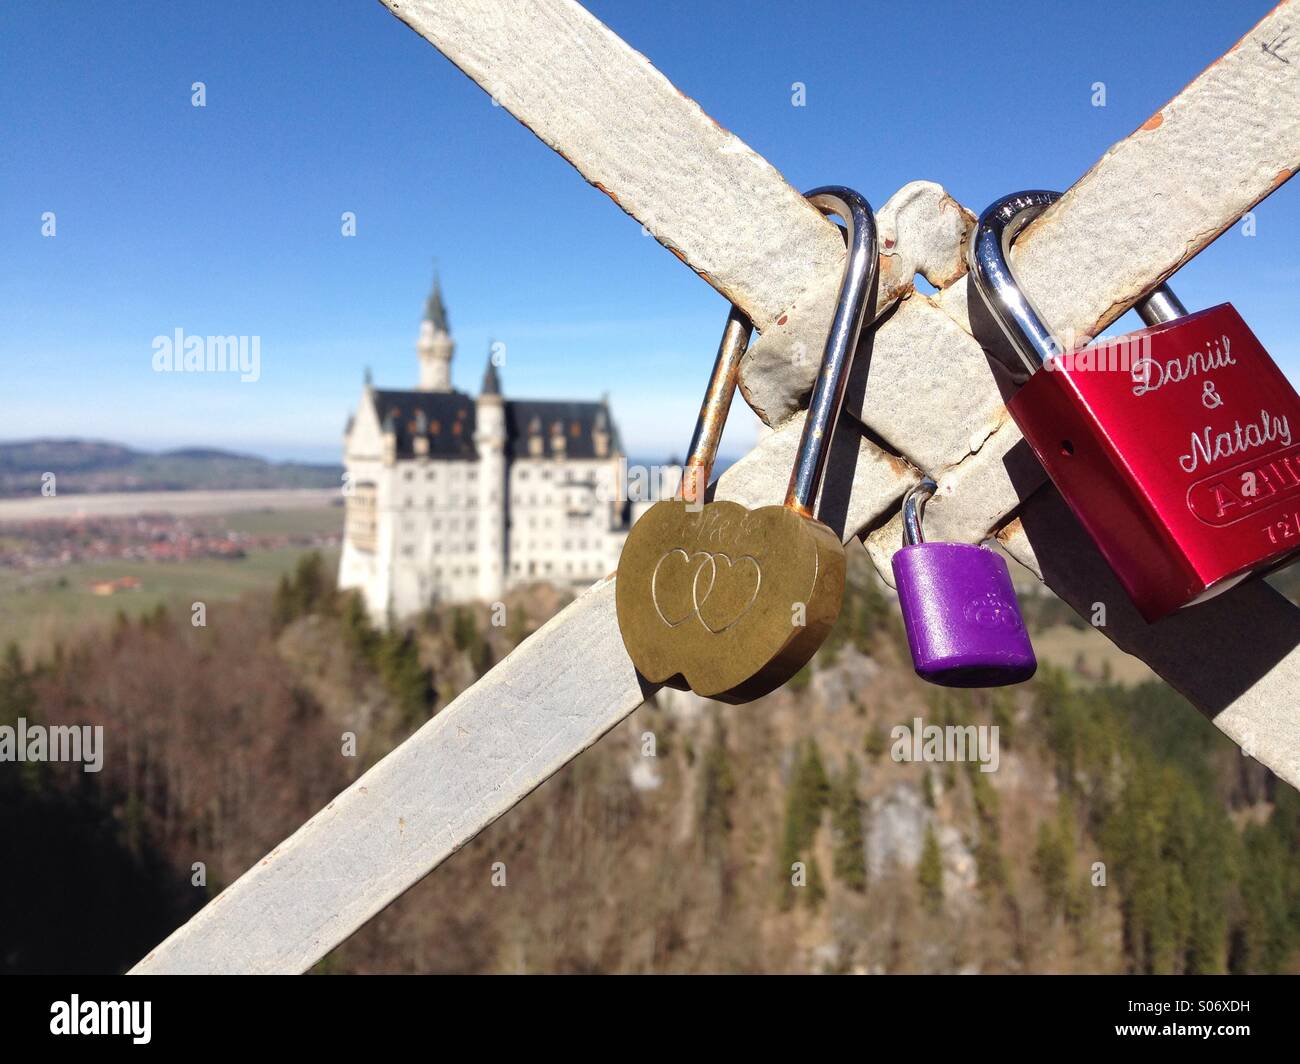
[
  {"xmin": 133, "ymin": 0, "xmax": 1300, "ymax": 972},
  {"xmin": 376, "ymin": 0, "xmax": 967, "ymax": 333},
  {"xmin": 131, "ymin": 417, "xmax": 912, "ymax": 974}
]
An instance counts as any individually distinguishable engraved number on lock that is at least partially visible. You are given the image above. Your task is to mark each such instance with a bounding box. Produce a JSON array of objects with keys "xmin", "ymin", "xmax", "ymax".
[{"xmin": 1264, "ymin": 510, "xmax": 1300, "ymax": 547}]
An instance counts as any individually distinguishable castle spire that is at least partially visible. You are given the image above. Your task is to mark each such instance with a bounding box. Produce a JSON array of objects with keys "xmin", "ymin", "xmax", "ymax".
[
  {"xmin": 423, "ymin": 272, "xmax": 450, "ymax": 334},
  {"xmin": 417, "ymin": 268, "xmax": 454, "ymax": 392},
  {"xmin": 481, "ymin": 342, "xmax": 501, "ymax": 397}
]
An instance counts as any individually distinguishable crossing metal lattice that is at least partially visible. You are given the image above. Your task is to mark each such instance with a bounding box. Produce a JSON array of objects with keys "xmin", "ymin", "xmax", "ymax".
[{"xmin": 132, "ymin": 0, "xmax": 1300, "ymax": 974}]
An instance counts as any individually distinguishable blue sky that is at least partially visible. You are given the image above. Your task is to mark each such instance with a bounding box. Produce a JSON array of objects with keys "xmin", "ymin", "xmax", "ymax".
[{"xmin": 1, "ymin": 0, "xmax": 1295, "ymax": 463}]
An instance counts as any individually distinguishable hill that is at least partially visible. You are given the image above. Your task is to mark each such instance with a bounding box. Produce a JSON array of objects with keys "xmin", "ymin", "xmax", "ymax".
[
  {"xmin": 4, "ymin": 548, "xmax": 1298, "ymax": 974},
  {"xmin": 0, "ymin": 439, "xmax": 340, "ymax": 497}
]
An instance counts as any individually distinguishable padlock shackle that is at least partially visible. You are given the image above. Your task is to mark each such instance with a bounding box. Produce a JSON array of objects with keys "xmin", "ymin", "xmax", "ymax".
[
  {"xmin": 968, "ymin": 190, "xmax": 1187, "ymax": 378},
  {"xmin": 681, "ymin": 305, "xmax": 753, "ymax": 503},
  {"xmin": 1134, "ymin": 285, "xmax": 1189, "ymax": 326},
  {"xmin": 784, "ymin": 186, "xmax": 879, "ymax": 517},
  {"xmin": 901, "ymin": 476, "xmax": 938, "ymax": 547}
]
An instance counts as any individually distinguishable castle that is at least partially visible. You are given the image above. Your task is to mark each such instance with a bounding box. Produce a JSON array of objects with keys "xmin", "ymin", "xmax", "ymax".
[{"xmin": 338, "ymin": 276, "xmax": 632, "ymax": 623}]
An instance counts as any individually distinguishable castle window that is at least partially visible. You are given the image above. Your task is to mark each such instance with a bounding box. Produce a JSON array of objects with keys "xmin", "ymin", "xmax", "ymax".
[
  {"xmin": 404, "ymin": 470, "xmax": 414, "ymax": 481},
  {"xmin": 344, "ymin": 482, "xmax": 378, "ymax": 553}
]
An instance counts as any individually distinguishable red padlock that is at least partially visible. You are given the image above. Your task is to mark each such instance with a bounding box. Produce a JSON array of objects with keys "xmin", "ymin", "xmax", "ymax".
[{"xmin": 969, "ymin": 190, "xmax": 1300, "ymax": 621}]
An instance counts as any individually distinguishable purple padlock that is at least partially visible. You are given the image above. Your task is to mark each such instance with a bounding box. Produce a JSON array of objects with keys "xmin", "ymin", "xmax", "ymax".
[{"xmin": 891, "ymin": 478, "xmax": 1036, "ymax": 688}]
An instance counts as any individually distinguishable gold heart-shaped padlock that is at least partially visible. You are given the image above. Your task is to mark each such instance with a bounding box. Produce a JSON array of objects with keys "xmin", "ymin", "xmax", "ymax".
[{"xmin": 616, "ymin": 186, "xmax": 878, "ymax": 703}]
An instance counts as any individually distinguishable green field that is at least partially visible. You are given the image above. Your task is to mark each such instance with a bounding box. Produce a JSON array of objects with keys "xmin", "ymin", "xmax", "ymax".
[
  {"xmin": 0, "ymin": 511, "xmax": 340, "ymax": 658},
  {"xmin": 213, "ymin": 507, "xmax": 344, "ymax": 537}
]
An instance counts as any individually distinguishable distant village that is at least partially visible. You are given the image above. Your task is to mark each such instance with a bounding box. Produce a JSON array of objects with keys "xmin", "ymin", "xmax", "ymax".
[{"xmin": 0, "ymin": 513, "xmax": 339, "ymax": 582}]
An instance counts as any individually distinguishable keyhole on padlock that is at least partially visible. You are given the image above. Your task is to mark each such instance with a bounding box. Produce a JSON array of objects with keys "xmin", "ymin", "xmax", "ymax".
[{"xmin": 1060, "ymin": 440, "xmax": 1074, "ymax": 456}]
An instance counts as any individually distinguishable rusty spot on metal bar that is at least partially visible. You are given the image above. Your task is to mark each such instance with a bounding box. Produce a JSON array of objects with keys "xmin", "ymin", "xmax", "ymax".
[
  {"xmin": 593, "ymin": 181, "xmax": 621, "ymax": 207},
  {"xmin": 666, "ymin": 245, "xmax": 712, "ymax": 285},
  {"xmin": 1140, "ymin": 112, "xmax": 1165, "ymax": 132},
  {"xmin": 883, "ymin": 451, "xmax": 916, "ymax": 479}
]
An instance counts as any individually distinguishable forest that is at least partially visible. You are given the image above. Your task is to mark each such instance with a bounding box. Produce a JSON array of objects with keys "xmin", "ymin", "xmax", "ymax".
[{"xmin": 2, "ymin": 550, "xmax": 1298, "ymax": 974}]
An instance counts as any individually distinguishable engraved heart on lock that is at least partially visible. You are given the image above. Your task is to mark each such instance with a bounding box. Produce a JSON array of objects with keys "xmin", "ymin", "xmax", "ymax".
[
  {"xmin": 649, "ymin": 548, "xmax": 761, "ymax": 632},
  {"xmin": 616, "ymin": 186, "xmax": 877, "ymax": 703},
  {"xmin": 620, "ymin": 497, "xmax": 846, "ymax": 699}
]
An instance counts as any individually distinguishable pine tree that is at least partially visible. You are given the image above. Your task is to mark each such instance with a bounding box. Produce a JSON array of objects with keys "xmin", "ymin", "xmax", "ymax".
[
  {"xmin": 0, "ymin": 642, "xmax": 35, "ymax": 727},
  {"xmin": 830, "ymin": 757, "xmax": 866, "ymax": 892},
  {"xmin": 1032, "ymin": 819, "xmax": 1070, "ymax": 918},
  {"xmin": 374, "ymin": 631, "xmax": 435, "ymax": 730},
  {"xmin": 271, "ymin": 574, "xmax": 295, "ymax": 631},
  {"xmin": 967, "ymin": 762, "xmax": 1006, "ymax": 892},
  {"xmin": 340, "ymin": 591, "xmax": 375, "ymax": 658},
  {"xmin": 805, "ymin": 856, "xmax": 827, "ymax": 910},
  {"xmin": 291, "ymin": 551, "xmax": 327, "ymax": 614},
  {"xmin": 776, "ymin": 739, "xmax": 832, "ymax": 907},
  {"xmin": 798, "ymin": 739, "xmax": 831, "ymax": 844},
  {"xmin": 777, "ymin": 812, "xmax": 803, "ymax": 912},
  {"xmin": 918, "ymin": 823, "xmax": 944, "ymax": 915},
  {"xmin": 698, "ymin": 719, "xmax": 734, "ymax": 858}
]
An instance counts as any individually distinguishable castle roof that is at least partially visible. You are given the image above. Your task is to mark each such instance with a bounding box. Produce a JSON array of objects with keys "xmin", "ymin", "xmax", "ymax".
[
  {"xmin": 503, "ymin": 399, "xmax": 621, "ymax": 459},
  {"xmin": 370, "ymin": 390, "xmax": 621, "ymax": 461}
]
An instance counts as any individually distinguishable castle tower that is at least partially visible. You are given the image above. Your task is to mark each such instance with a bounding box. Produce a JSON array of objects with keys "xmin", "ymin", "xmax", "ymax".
[
  {"xmin": 417, "ymin": 274, "xmax": 454, "ymax": 392},
  {"xmin": 475, "ymin": 351, "xmax": 507, "ymax": 600}
]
